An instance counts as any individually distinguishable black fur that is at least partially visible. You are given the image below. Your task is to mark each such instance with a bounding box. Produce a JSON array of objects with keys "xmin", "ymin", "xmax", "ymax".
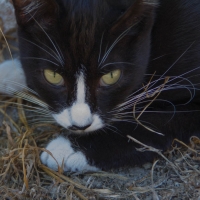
[{"xmin": 12, "ymin": 0, "xmax": 200, "ymax": 170}]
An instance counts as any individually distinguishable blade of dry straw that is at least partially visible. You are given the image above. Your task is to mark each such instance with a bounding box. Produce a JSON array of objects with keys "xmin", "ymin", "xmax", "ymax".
[
  {"xmin": 127, "ymin": 135, "xmax": 187, "ymax": 182},
  {"xmin": 0, "ymin": 97, "xmax": 17, "ymax": 108},
  {"xmin": 39, "ymin": 164, "xmax": 87, "ymax": 189},
  {"xmin": 3, "ymin": 121, "xmax": 15, "ymax": 147},
  {"xmin": 39, "ymin": 164, "xmax": 88, "ymax": 200},
  {"xmin": 17, "ymin": 98, "xmax": 29, "ymax": 129},
  {"xmin": 22, "ymin": 139, "xmax": 29, "ymax": 189},
  {"xmin": 0, "ymin": 107, "xmax": 21, "ymax": 133},
  {"xmin": 133, "ymin": 76, "xmax": 170, "ymax": 136},
  {"xmin": 0, "ymin": 27, "xmax": 13, "ymax": 60},
  {"xmin": 173, "ymin": 138, "xmax": 199, "ymax": 154}
]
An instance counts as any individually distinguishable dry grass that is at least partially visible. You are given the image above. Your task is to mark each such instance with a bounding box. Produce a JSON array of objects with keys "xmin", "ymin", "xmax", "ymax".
[
  {"xmin": 1, "ymin": 98, "xmax": 200, "ymax": 199},
  {"xmin": 1, "ymin": 8, "xmax": 200, "ymax": 200}
]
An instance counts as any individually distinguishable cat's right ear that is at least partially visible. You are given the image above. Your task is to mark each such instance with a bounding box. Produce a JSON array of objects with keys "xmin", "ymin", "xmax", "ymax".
[
  {"xmin": 110, "ymin": 0, "xmax": 158, "ymax": 35},
  {"xmin": 12, "ymin": 0, "xmax": 58, "ymax": 27}
]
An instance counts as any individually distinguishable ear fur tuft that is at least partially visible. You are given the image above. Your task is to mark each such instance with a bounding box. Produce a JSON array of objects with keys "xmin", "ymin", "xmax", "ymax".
[
  {"xmin": 143, "ymin": 0, "xmax": 159, "ymax": 6},
  {"xmin": 12, "ymin": 0, "xmax": 58, "ymax": 26}
]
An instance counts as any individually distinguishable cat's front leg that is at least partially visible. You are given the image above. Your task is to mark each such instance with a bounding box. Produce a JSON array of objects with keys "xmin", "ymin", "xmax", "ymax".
[
  {"xmin": 0, "ymin": 59, "xmax": 26, "ymax": 94},
  {"xmin": 40, "ymin": 136, "xmax": 99, "ymax": 172},
  {"xmin": 40, "ymin": 105, "xmax": 200, "ymax": 172}
]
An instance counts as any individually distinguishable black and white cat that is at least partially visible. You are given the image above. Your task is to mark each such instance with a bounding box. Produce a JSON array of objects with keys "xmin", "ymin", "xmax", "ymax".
[{"xmin": 1, "ymin": 0, "xmax": 200, "ymax": 172}]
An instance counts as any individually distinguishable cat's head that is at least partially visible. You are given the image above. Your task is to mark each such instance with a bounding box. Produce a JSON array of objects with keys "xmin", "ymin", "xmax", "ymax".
[{"xmin": 12, "ymin": 0, "xmax": 158, "ymax": 133}]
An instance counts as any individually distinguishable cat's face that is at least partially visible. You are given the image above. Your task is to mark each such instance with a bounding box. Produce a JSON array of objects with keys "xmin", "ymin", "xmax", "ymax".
[{"xmin": 12, "ymin": 0, "xmax": 157, "ymax": 133}]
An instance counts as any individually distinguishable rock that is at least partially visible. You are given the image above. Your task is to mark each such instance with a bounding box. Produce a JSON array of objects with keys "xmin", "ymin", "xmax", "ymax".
[{"xmin": 0, "ymin": 0, "xmax": 16, "ymax": 33}]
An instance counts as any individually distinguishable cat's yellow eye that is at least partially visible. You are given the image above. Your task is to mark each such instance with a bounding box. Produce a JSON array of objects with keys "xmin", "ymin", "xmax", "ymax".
[
  {"xmin": 44, "ymin": 69, "xmax": 64, "ymax": 86},
  {"xmin": 100, "ymin": 69, "xmax": 121, "ymax": 86}
]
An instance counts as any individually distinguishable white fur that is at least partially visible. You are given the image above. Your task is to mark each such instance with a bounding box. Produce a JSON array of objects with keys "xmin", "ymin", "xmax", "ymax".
[
  {"xmin": 52, "ymin": 72, "xmax": 104, "ymax": 132},
  {"xmin": 40, "ymin": 136, "xmax": 99, "ymax": 172},
  {"xmin": 52, "ymin": 109, "xmax": 71, "ymax": 128},
  {"xmin": 76, "ymin": 72, "xmax": 85, "ymax": 103},
  {"xmin": 71, "ymin": 103, "xmax": 93, "ymax": 127},
  {"xmin": 86, "ymin": 114, "xmax": 104, "ymax": 132},
  {"xmin": 53, "ymin": 108, "xmax": 104, "ymax": 132},
  {"xmin": 0, "ymin": 59, "xmax": 26, "ymax": 94},
  {"xmin": 70, "ymin": 72, "xmax": 93, "ymax": 126}
]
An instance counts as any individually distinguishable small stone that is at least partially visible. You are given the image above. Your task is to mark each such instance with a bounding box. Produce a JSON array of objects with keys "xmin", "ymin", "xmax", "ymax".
[{"xmin": 0, "ymin": 0, "xmax": 16, "ymax": 33}]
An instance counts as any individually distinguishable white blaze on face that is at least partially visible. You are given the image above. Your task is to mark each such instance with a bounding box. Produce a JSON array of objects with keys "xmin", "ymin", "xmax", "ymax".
[
  {"xmin": 52, "ymin": 71, "xmax": 104, "ymax": 132},
  {"xmin": 70, "ymin": 72, "xmax": 93, "ymax": 127},
  {"xmin": 76, "ymin": 72, "xmax": 86, "ymax": 103}
]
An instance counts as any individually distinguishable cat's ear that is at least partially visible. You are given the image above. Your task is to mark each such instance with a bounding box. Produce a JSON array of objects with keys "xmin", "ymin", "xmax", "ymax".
[
  {"xmin": 110, "ymin": 0, "xmax": 158, "ymax": 34},
  {"xmin": 12, "ymin": 0, "xmax": 58, "ymax": 27}
]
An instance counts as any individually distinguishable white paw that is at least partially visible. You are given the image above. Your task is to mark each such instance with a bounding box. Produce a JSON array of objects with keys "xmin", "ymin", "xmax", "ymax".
[
  {"xmin": 40, "ymin": 136, "xmax": 99, "ymax": 172},
  {"xmin": 0, "ymin": 59, "xmax": 26, "ymax": 94}
]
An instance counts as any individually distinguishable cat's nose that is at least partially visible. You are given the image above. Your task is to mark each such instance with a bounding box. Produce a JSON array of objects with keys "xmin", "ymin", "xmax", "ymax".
[
  {"xmin": 69, "ymin": 124, "xmax": 91, "ymax": 131},
  {"xmin": 71, "ymin": 103, "xmax": 93, "ymax": 128}
]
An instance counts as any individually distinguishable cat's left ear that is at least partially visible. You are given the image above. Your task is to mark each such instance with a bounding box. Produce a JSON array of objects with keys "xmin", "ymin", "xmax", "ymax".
[{"xmin": 12, "ymin": 0, "xmax": 58, "ymax": 27}]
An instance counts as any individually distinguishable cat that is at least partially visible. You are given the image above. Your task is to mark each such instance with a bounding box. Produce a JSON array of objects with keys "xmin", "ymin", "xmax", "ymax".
[{"xmin": 0, "ymin": 0, "xmax": 200, "ymax": 172}]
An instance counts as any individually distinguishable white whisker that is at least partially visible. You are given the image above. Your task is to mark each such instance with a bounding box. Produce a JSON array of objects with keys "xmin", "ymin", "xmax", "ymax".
[
  {"xmin": 28, "ymin": 121, "xmax": 56, "ymax": 126},
  {"xmin": 0, "ymin": 80, "xmax": 38, "ymax": 95},
  {"xmin": 99, "ymin": 24, "xmax": 137, "ymax": 66},
  {"xmin": 98, "ymin": 32, "xmax": 105, "ymax": 63},
  {"xmin": 0, "ymin": 102, "xmax": 51, "ymax": 115},
  {"xmin": 105, "ymin": 124, "xmax": 123, "ymax": 137},
  {"xmin": 21, "ymin": 57, "xmax": 59, "ymax": 66},
  {"xmin": 150, "ymin": 41, "xmax": 196, "ymax": 89},
  {"xmin": 101, "ymin": 62, "xmax": 134, "ymax": 69},
  {"xmin": 22, "ymin": 1, "xmax": 45, "ymax": 16},
  {"xmin": 20, "ymin": 37, "xmax": 61, "ymax": 65},
  {"xmin": 33, "ymin": 19, "xmax": 64, "ymax": 66},
  {"xmin": 113, "ymin": 64, "xmax": 200, "ymax": 112},
  {"xmin": 0, "ymin": 86, "xmax": 49, "ymax": 109}
]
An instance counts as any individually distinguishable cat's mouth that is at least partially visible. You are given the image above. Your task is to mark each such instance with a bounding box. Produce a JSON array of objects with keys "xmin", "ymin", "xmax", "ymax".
[
  {"xmin": 52, "ymin": 105, "xmax": 104, "ymax": 133},
  {"xmin": 68, "ymin": 114, "xmax": 104, "ymax": 133}
]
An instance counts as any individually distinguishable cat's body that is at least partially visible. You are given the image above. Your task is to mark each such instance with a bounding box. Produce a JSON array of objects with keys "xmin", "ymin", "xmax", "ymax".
[{"xmin": 1, "ymin": 0, "xmax": 200, "ymax": 171}]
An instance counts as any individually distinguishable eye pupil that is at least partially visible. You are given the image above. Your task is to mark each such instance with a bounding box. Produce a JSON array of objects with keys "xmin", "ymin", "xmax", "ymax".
[
  {"xmin": 44, "ymin": 69, "xmax": 64, "ymax": 86},
  {"xmin": 111, "ymin": 72, "xmax": 113, "ymax": 78},
  {"xmin": 100, "ymin": 69, "xmax": 121, "ymax": 86}
]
